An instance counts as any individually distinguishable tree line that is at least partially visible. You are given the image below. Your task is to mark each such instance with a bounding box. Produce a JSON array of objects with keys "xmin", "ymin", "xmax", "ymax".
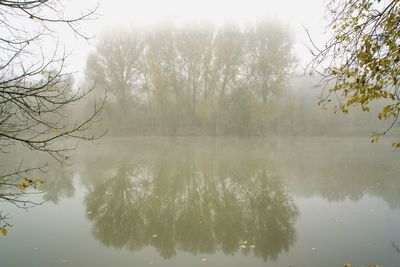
[{"xmin": 85, "ymin": 21, "xmax": 295, "ymax": 135}]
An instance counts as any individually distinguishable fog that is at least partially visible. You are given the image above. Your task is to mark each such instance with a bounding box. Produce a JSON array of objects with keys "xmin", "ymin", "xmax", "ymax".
[
  {"xmin": 47, "ymin": 0, "xmax": 393, "ymax": 138},
  {"xmin": 63, "ymin": 0, "xmax": 327, "ymax": 79},
  {"xmin": 2, "ymin": 1, "xmax": 400, "ymax": 267},
  {"xmin": 44, "ymin": 0, "xmax": 391, "ymax": 138}
]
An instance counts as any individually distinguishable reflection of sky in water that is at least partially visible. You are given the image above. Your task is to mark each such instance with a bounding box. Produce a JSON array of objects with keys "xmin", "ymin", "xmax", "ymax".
[{"xmin": 1, "ymin": 137, "xmax": 400, "ymax": 267}]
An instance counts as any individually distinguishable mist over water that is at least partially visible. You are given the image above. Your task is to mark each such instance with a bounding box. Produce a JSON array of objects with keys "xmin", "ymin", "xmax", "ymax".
[
  {"xmin": 1, "ymin": 137, "xmax": 400, "ymax": 267},
  {"xmin": 1, "ymin": 1, "xmax": 400, "ymax": 267}
]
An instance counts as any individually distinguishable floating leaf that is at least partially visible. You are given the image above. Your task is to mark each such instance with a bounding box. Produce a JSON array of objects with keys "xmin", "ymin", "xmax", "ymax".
[
  {"xmin": 371, "ymin": 134, "xmax": 380, "ymax": 144},
  {"xmin": 392, "ymin": 142, "xmax": 400, "ymax": 149}
]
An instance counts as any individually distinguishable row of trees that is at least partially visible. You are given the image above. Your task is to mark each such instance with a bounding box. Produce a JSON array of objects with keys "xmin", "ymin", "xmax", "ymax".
[{"xmin": 85, "ymin": 21, "xmax": 295, "ymax": 135}]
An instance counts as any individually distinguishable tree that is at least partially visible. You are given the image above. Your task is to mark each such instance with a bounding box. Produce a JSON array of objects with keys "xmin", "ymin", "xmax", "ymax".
[
  {"xmin": 308, "ymin": 0, "xmax": 400, "ymax": 146},
  {"xmin": 85, "ymin": 20, "xmax": 294, "ymax": 136},
  {"xmin": 85, "ymin": 28, "xmax": 144, "ymax": 133},
  {"xmin": 0, "ymin": 0, "xmax": 102, "ymax": 234},
  {"xmin": 176, "ymin": 23, "xmax": 215, "ymax": 121},
  {"xmin": 246, "ymin": 21, "xmax": 294, "ymax": 105}
]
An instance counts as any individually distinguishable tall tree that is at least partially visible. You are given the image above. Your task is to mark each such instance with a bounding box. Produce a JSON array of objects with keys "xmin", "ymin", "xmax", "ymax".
[
  {"xmin": 176, "ymin": 24, "xmax": 215, "ymax": 120},
  {"xmin": 86, "ymin": 29, "xmax": 144, "ymax": 129}
]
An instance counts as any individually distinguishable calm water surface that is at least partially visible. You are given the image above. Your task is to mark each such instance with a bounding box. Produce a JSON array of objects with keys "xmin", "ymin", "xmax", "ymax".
[{"xmin": 1, "ymin": 137, "xmax": 400, "ymax": 267}]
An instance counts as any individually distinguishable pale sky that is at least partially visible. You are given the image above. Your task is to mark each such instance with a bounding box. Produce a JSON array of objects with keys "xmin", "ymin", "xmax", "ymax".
[
  {"xmin": 95, "ymin": 0, "xmax": 325, "ymax": 25},
  {"xmin": 63, "ymin": 0, "xmax": 328, "ymax": 79}
]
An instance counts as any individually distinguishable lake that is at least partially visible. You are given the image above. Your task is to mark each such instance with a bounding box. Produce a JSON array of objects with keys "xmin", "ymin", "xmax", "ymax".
[{"xmin": 1, "ymin": 137, "xmax": 400, "ymax": 267}]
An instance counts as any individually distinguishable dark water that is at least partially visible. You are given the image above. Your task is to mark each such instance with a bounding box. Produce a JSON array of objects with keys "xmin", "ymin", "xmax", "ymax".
[{"xmin": 1, "ymin": 137, "xmax": 400, "ymax": 267}]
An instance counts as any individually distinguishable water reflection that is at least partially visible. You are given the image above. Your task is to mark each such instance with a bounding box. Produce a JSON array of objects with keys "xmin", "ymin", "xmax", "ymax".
[
  {"xmin": 35, "ymin": 138, "xmax": 400, "ymax": 263},
  {"xmin": 40, "ymin": 163, "xmax": 74, "ymax": 204},
  {"xmin": 285, "ymin": 140, "xmax": 400, "ymax": 207},
  {"xmin": 82, "ymin": 147, "xmax": 298, "ymax": 261}
]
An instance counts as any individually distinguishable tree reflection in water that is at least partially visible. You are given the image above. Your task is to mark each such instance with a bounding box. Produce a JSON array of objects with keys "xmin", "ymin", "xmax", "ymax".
[
  {"xmin": 40, "ymin": 163, "xmax": 74, "ymax": 204},
  {"xmin": 29, "ymin": 138, "xmax": 400, "ymax": 262},
  {"xmin": 83, "ymin": 146, "xmax": 298, "ymax": 262}
]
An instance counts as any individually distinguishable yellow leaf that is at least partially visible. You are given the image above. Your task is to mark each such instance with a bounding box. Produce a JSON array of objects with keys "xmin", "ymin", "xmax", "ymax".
[
  {"xmin": 1, "ymin": 227, "xmax": 8, "ymax": 236},
  {"xmin": 18, "ymin": 178, "xmax": 31, "ymax": 190},
  {"xmin": 371, "ymin": 134, "xmax": 380, "ymax": 144},
  {"xmin": 392, "ymin": 142, "xmax": 400, "ymax": 149}
]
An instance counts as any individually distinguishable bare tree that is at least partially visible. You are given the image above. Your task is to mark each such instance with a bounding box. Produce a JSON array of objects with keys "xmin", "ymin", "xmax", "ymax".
[{"xmin": 0, "ymin": 0, "xmax": 103, "ymax": 234}]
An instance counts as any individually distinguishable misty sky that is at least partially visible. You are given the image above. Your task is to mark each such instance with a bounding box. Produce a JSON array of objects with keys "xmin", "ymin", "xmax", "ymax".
[
  {"xmin": 65, "ymin": 0, "xmax": 328, "ymax": 79},
  {"xmin": 94, "ymin": 0, "xmax": 326, "ymax": 25}
]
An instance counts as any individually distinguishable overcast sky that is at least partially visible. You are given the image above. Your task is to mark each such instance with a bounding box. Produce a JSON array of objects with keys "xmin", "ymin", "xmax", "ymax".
[{"xmin": 64, "ymin": 0, "xmax": 328, "ymax": 80}]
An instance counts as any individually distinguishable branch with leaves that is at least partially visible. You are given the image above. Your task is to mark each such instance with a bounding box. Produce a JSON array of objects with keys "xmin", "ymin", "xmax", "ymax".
[{"xmin": 307, "ymin": 0, "xmax": 400, "ymax": 147}]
